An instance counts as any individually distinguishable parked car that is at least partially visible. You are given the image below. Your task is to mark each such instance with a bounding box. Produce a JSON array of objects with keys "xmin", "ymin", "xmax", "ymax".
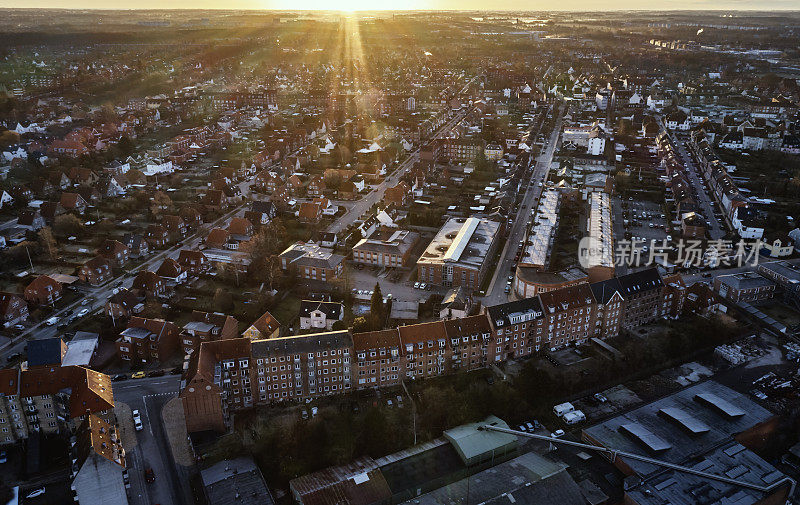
[
  {"xmin": 132, "ymin": 410, "xmax": 143, "ymax": 431},
  {"xmin": 147, "ymin": 370, "xmax": 165, "ymax": 378},
  {"xmin": 144, "ymin": 468, "xmax": 155, "ymax": 483},
  {"xmin": 26, "ymin": 488, "xmax": 45, "ymax": 499},
  {"xmin": 593, "ymin": 393, "xmax": 608, "ymax": 403},
  {"xmin": 112, "ymin": 374, "xmax": 128, "ymax": 382},
  {"xmin": 131, "ymin": 371, "xmax": 146, "ymax": 379},
  {"xmin": 0, "ymin": 451, "xmax": 7, "ymax": 464},
  {"xmin": 551, "ymin": 429, "xmax": 565, "ymax": 438},
  {"xmin": 77, "ymin": 308, "xmax": 89, "ymax": 317}
]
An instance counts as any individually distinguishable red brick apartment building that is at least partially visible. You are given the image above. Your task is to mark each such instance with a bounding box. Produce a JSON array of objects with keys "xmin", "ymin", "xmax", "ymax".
[
  {"xmin": 181, "ymin": 268, "xmax": 687, "ymax": 433},
  {"xmin": 116, "ymin": 317, "xmax": 179, "ymax": 364}
]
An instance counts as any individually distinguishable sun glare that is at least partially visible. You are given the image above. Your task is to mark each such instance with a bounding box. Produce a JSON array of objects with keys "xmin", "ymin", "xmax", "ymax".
[{"xmin": 268, "ymin": 0, "xmax": 423, "ymax": 10}]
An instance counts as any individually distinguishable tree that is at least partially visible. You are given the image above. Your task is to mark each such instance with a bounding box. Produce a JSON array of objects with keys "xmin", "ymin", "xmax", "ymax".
[
  {"xmin": 53, "ymin": 214, "xmax": 84, "ymax": 237},
  {"xmin": 150, "ymin": 191, "xmax": 172, "ymax": 217},
  {"xmin": 37, "ymin": 227, "xmax": 58, "ymax": 260},
  {"xmin": 474, "ymin": 149, "xmax": 488, "ymax": 173},
  {"xmin": 370, "ymin": 282, "xmax": 385, "ymax": 329}
]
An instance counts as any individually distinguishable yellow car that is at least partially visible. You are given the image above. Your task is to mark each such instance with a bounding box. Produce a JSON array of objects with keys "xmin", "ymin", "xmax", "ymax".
[{"xmin": 131, "ymin": 371, "xmax": 146, "ymax": 379}]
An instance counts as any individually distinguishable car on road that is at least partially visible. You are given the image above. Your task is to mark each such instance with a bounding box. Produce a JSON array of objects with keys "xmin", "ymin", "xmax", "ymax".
[
  {"xmin": 112, "ymin": 374, "xmax": 127, "ymax": 382},
  {"xmin": 419, "ymin": 283, "xmax": 427, "ymax": 290},
  {"xmin": 26, "ymin": 487, "xmax": 46, "ymax": 498},
  {"xmin": 144, "ymin": 468, "xmax": 156, "ymax": 483},
  {"xmin": 148, "ymin": 370, "xmax": 165, "ymax": 377},
  {"xmin": 132, "ymin": 410, "xmax": 143, "ymax": 431},
  {"xmin": 77, "ymin": 308, "xmax": 89, "ymax": 317},
  {"xmin": 413, "ymin": 282, "xmax": 420, "ymax": 289},
  {"xmin": 551, "ymin": 429, "xmax": 565, "ymax": 438},
  {"xmin": 5, "ymin": 353, "xmax": 21, "ymax": 364},
  {"xmin": 44, "ymin": 316, "xmax": 59, "ymax": 326},
  {"xmin": 13, "ymin": 324, "xmax": 25, "ymax": 331},
  {"xmin": 131, "ymin": 371, "xmax": 146, "ymax": 379},
  {"xmin": 0, "ymin": 451, "xmax": 7, "ymax": 464}
]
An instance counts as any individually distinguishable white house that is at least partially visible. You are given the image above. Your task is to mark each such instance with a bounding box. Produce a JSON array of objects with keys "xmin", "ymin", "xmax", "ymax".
[{"xmin": 298, "ymin": 300, "xmax": 343, "ymax": 330}]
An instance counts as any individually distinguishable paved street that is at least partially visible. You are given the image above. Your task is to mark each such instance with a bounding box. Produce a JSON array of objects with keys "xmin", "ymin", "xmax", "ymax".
[
  {"xmin": 483, "ymin": 104, "xmax": 563, "ymax": 306},
  {"xmin": 671, "ymin": 133, "xmax": 727, "ymax": 240},
  {"xmin": 326, "ymin": 110, "xmax": 470, "ymax": 235},
  {"xmin": 327, "ymin": 77, "xmax": 479, "ymax": 235},
  {"xmin": 114, "ymin": 375, "xmax": 183, "ymax": 505}
]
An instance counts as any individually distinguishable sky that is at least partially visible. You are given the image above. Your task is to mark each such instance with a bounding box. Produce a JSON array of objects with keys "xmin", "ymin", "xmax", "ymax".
[{"xmin": 6, "ymin": 0, "xmax": 800, "ymax": 10}]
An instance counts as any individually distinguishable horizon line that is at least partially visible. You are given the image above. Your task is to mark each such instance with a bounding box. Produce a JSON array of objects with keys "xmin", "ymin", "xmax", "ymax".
[{"xmin": 2, "ymin": 7, "xmax": 800, "ymax": 11}]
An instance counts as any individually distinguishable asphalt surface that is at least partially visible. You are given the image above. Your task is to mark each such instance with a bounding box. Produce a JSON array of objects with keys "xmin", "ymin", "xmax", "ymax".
[
  {"xmin": 671, "ymin": 133, "xmax": 727, "ymax": 240},
  {"xmin": 114, "ymin": 375, "xmax": 183, "ymax": 505},
  {"xmin": 483, "ymin": 103, "xmax": 564, "ymax": 306}
]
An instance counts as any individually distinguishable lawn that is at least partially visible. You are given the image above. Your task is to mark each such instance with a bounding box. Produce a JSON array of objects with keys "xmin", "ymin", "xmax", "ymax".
[{"xmin": 269, "ymin": 295, "xmax": 302, "ymax": 328}]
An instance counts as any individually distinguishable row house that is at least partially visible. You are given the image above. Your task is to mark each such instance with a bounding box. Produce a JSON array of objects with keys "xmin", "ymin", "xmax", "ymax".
[
  {"xmin": 181, "ymin": 270, "xmax": 689, "ymax": 434},
  {"xmin": 116, "ymin": 317, "xmax": 179, "ymax": 364}
]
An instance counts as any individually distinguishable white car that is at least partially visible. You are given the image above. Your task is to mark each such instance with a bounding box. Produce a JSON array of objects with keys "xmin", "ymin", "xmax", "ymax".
[
  {"xmin": 551, "ymin": 429, "xmax": 565, "ymax": 438},
  {"xmin": 26, "ymin": 488, "xmax": 45, "ymax": 499},
  {"xmin": 132, "ymin": 409, "xmax": 143, "ymax": 431},
  {"xmin": 77, "ymin": 308, "xmax": 89, "ymax": 317}
]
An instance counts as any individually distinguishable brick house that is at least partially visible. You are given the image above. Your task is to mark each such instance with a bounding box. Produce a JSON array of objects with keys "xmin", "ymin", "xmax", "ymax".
[
  {"xmin": 384, "ymin": 182, "xmax": 410, "ymax": 207},
  {"xmin": 0, "ymin": 292, "xmax": 28, "ymax": 326},
  {"xmin": 98, "ymin": 239, "xmax": 130, "ymax": 267},
  {"xmin": 162, "ymin": 215, "xmax": 187, "ymax": 240},
  {"xmin": 145, "ymin": 224, "xmax": 170, "ymax": 249},
  {"xmin": 78, "ymin": 256, "xmax": 113, "ymax": 286},
  {"xmin": 24, "ymin": 275, "xmax": 62, "ymax": 305},
  {"xmin": 132, "ymin": 271, "xmax": 166, "ymax": 298},
  {"xmin": 179, "ymin": 311, "xmax": 240, "ymax": 355},
  {"xmin": 105, "ymin": 288, "xmax": 143, "ymax": 320},
  {"xmin": 178, "ymin": 250, "xmax": 210, "ymax": 275},
  {"xmin": 157, "ymin": 258, "xmax": 187, "ymax": 284},
  {"xmin": 116, "ymin": 317, "xmax": 179, "ymax": 364}
]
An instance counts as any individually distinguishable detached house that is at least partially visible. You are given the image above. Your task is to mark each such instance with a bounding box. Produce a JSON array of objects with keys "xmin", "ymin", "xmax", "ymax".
[
  {"xmin": 157, "ymin": 258, "xmax": 187, "ymax": 284},
  {"xmin": 105, "ymin": 288, "xmax": 143, "ymax": 320},
  {"xmin": 60, "ymin": 192, "xmax": 88, "ymax": 214},
  {"xmin": 145, "ymin": 224, "xmax": 170, "ymax": 249},
  {"xmin": 162, "ymin": 215, "xmax": 187, "ymax": 240},
  {"xmin": 116, "ymin": 317, "xmax": 179, "ymax": 364},
  {"xmin": 178, "ymin": 249, "xmax": 210, "ymax": 275},
  {"xmin": 242, "ymin": 310, "xmax": 281, "ymax": 340},
  {"xmin": 24, "ymin": 274, "xmax": 62, "ymax": 305},
  {"xmin": 298, "ymin": 300, "xmax": 343, "ymax": 331},
  {"xmin": 0, "ymin": 292, "xmax": 28, "ymax": 325},
  {"xmin": 98, "ymin": 239, "xmax": 130, "ymax": 267},
  {"xmin": 180, "ymin": 311, "xmax": 240, "ymax": 355},
  {"xmin": 132, "ymin": 271, "xmax": 167, "ymax": 298},
  {"xmin": 78, "ymin": 256, "xmax": 113, "ymax": 286}
]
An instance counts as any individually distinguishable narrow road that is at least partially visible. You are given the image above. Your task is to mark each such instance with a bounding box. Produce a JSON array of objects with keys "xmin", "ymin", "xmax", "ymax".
[{"xmin": 483, "ymin": 103, "xmax": 564, "ymax": 306}]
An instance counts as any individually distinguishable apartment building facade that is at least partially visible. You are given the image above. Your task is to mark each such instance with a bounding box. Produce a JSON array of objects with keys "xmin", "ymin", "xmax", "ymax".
[{"xmin": 182, "ymin": 268, "xmax": 687, "ymax": 433}]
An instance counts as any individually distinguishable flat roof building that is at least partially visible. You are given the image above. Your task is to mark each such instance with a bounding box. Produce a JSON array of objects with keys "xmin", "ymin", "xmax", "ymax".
[
  {"xmin": 582, "ymin": 381, "xmax": 790, "ymax": 505},
  {"xmin": 418, "ymin": 217, "xmax": 501, "ymax": 289}
]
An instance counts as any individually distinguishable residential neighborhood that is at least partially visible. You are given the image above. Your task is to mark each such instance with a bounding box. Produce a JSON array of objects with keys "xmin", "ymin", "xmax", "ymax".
[{"xmin": 0, "ymin": 7, "xmax": 799, "ymax": 505}]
